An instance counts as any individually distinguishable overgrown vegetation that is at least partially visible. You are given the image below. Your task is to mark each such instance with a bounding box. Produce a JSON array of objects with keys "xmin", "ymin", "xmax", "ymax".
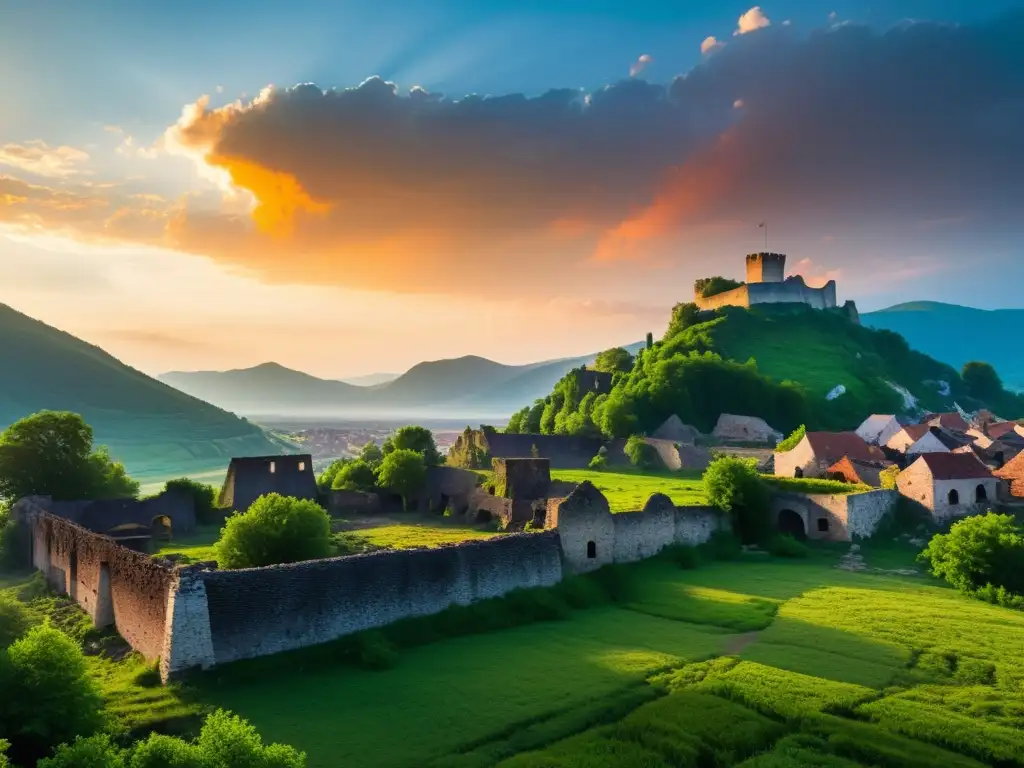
[
  {"xmin": 704, "ymin": 457, "xmax": 771, "ymax": 544},
  {"xmin": 214, "ymin": 493, "xmax": 332, "ymax": 569},
  {"xmin": 775, "ymin": 424, "xmax": 806, "ymax": 452},
  {"xmin": 695, "ymin": 276, "xmax": 745, "ymax": 299},
  {"xmin": 506, "ymin": 303, "xmax": 1000, "ymax": 442},
  {"xmin": 163, "ymin": 477, "xmax": 220, "ymax": 525}
]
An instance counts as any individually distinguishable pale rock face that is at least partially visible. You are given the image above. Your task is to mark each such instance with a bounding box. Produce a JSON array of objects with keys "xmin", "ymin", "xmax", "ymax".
[{"xmin": 826, "ymin": 385, "xmax": 847, "ymax": 401}]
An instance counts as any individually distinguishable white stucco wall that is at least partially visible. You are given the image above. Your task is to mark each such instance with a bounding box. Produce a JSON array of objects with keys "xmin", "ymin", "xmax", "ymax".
[{"xmin": 907, "ymin": 433, "xmax": 950, "ymax": 457}]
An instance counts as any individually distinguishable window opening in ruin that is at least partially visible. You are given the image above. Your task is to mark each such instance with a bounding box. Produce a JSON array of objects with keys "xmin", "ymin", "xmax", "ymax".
[
  {"xmin": 474, "ymin": 509, "xmax": 492, "ymax": 524},
  {"xmin": 948, "ymin": 489, "xmax": 960, "ymax": 505},
  {"xmin": 777, "ymin": 509, "xmax": 806, "ymax": 540},
  {"xmin": 269, "ymin": 461, "xmax": 276, "ymax": 474},
  {"xmin": 298, "ymin": 461, "xmax": 306, "ymax": 471},
  {"xmin": 586, "ymin": 541, "xmax": 597, "ymax": 559},
  {"xmin": 976, "ymin": 484, "xmax": 988, "ymax": 502},
  {"xmin": 817, "ymin": 518, "xmax": 829, "ymax": 532}
]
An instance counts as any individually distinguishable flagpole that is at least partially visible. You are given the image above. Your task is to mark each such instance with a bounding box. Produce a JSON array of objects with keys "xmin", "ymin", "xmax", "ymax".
[{"xmin": 764, "ymin": 221, "xmax": 768, "ymax": 251}]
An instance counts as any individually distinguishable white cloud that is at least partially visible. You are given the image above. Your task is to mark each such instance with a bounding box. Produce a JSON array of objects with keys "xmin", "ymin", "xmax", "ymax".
[
  {"xmin": 735, "ymin": 6, "xmax": 772, "ymax": 36},
  {"xmin": 701, "ymin": 36, "xmax": 725, "ymax": 55},
  {"xmin": 733, "ymin": 99, "xmax": 745, "ymax": 109},
  {"xmin": 629, "ymin": 54, "xmax": 653, "ymax": 77},
  {"xmin": 0, "ymin": 140, "xmax": 90, "ymax": 178}
]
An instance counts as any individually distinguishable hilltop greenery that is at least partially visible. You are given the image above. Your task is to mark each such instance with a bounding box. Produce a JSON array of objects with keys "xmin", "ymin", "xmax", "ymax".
[
  {"xmin": 695, "ymin": 276, "xmax": 744, "ymax": 299},
  {"xmin": 508, "ymin": 303, "xmax": 1023, "ymax": 439}
]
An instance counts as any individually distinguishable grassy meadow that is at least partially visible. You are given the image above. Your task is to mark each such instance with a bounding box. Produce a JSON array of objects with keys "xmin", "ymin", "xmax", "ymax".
[
  {"xmin": 551, "ymin": 468, "xmax": 708, "ymax": 510},
  {"xmin": 6, "ymin": 540, "xmax": 1024, "ymax": 767}
]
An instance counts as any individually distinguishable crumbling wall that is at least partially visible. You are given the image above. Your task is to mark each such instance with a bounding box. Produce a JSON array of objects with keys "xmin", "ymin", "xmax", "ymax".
[
  {"xmin": 192, "ymin": 532, "xmax": 563, "ymax": 669},
  {"xmin": 612, "ymin": 494, "xmax": 676, "ymax": 563},
  {"xmin": 45, "ymin": 487, "xmax": 196, "ymax": 535},
  {"xmin": 770, "ymin": 490, "xmax": 897, "ymax": 541},
  {"xmin": 17, "ymin": 499, "xmax": 174, "ymax": 660},
  {"xmin": 493, "ymin": 458, "xmax": 550, "ymax": 499},
  {"xmin": 326, "ymin": 490, "xmax": 381, "ymax": 517}
]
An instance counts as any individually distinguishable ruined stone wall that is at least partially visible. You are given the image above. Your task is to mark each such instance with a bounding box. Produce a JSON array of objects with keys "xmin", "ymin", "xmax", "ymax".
[
  {"xmin": 694, "ymin": 285, "xmax": 752, "ymax": 311},
  {"xmin": 694, "ymin": 278, "xmax": 837, "ymax": 312},
  {"xmin": 493, "ymin": 458, "xmax": 550, "ymax": 499},
  {"xmin": 326, "ymin": 490, "xmax": 381, "ymax": 517},
  {"xmin": 18, "ymin": 499, "xmax": 174, "ymax": 660},
  {"xmin": 770, "ymin": 490, "xmax": 897, "ymax": 541},
  {"xmin": 190, "ymin": 532, "xmax": 564, "ymax": 669}
]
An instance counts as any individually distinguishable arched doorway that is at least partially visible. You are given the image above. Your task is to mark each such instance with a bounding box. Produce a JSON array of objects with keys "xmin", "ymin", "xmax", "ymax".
[
  {"xmin": 947, "ymin": 489, "xmax": 960, "ymax": 506},
  {"xmin": 777, "ymin": 509, "xmax": 806, "ymax": 540},
  {"xmin": 975, "ymin": 484, "xmax": 988, "ymax": 503},
  {"xmin": 151, "ymin": 515, "xmax": 172, "ymax": 541},
  {"xmin": 474, "ymin": 509, "xmax": 493, "ymax": 524}
]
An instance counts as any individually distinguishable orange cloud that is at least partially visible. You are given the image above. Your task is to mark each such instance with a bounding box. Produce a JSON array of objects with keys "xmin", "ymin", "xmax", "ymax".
[{"xmin": 0, "ymin": 140, "xmax": 90, "ymax": 178}]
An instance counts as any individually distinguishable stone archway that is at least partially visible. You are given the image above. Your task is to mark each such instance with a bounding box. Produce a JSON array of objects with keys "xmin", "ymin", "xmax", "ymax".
[
  {"xmin": 777, "ymin": 509, "xmax": 807, "ymax": 540},
  {"xmin": 151, "ymin": 515, "xmax": 172, "ymax": 541}
]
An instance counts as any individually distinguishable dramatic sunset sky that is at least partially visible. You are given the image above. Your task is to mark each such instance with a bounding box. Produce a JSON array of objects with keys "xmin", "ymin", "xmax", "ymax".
[{"xmin": 2, "ymin": 1, "xmax": 1022, "ymax": 378}]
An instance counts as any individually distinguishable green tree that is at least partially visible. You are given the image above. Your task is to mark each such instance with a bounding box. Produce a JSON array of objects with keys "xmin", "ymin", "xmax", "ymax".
[
  {"xmin": 776, "ymin": 425, "xmax": 806, "ymax": 453},
  {"xmin": 214, "ymin": 494, "xmax": 332, "ymax": 569},
  {"xmin": 37, "ymin": 735, "xmax": 126, "ymax": 768},
  {"xmin": 694, "ymin": 276, "xmax": 743, "ymax": 299},
  {"xmin": 962, "ymin": 361, "xmax": 1004, "ymax": 402},
  {"xmin": 505, "ymin": 409, "xmax": 526, "ymax": 434},
  {"xmin": 377, "ymin": 449, "xmax": 427, "ymax": 511},
  {"xmin": 330, "ymin": 460, "xmax": 377, "ymax": 492},
  {"xmin": 0, "ymin": 624, "xmax": 105, "ymax": 766},
  {"xmin": 316, "ymin": 458, "xmax": 348, "ymax": 491},
  {"xmin": 703, "ymin": 456, "xmax": 771, "ymax": 544},
  {"xmin": 359, "ymin": 441, "xmax": 384, "ymax": 467},
  {"xmin": 0, "ymin": 740, "xmax": 10, "ymax": 768},
  {"xmin": 164, "ymin": 478, "xmax": 219, "ymax": 525},
  {"xmin": 919, "ymin": 513, "xmax": 1024, "ymax": 596},
  {"xmin": 593, "ymin": 348, "xmax": 634, "ymax": 375},
  {"xmin": 381, "ymin": 426, "xmax": 443, "ymax": 466},
  {"xmin": 0, "ymin": 597, "xmax": 30, "ymax": 649},
  {"xmin": 0, "ymin": 411, "xmax": 138, "ymax": 502}
]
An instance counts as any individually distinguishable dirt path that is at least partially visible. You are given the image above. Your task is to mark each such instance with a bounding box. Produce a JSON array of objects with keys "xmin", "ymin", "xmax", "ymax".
[{"xmin": 724, "ymin": 630, "xmax": 762, "ymax": 655}]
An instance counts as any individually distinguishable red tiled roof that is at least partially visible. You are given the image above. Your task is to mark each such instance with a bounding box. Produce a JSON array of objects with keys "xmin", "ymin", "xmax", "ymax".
[
  {"xmin": 987, "ymin": 422, "xmax": 1021, "ymax": 439},
  {"xmin": 922, "ymin": 412, "xmax": 970, "ymax": 432},
  {"xmin": 913, "ymin": 452, "xmax": 994, "ymax": 480},
  {"xmin": 995, "ymin": 452, "xmax": 1024, "ymax": 497},
  {"xmin": 825, "ymin": 456, "xmax": 893, "ymax": 487},
  {"xmin": 901, "ymin": 424, "xmax": 932, "ymax": 440},
  {"xmin": 805, "ymin": 432, "xmax": 885, "ymax": 463}
]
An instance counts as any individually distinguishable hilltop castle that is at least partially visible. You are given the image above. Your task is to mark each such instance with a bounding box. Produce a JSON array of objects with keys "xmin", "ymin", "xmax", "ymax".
[{"xmin": 694, "ymin": 253, "xmax": 840, "ymax": 313}]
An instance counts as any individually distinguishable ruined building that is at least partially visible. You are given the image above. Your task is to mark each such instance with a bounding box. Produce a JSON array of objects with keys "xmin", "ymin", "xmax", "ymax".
[
  {"xmin": 219, "ymin": 454, "xmax": 318, "ymax": 513},
  {"xmin": 694, "ymin": 253, "xmax": 855, "ymax": 317}
]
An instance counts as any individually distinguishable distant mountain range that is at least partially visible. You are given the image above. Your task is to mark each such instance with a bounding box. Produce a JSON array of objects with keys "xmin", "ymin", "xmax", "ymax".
[
  {"xmin": 0, "ymin": 304, "xmax": 294, "ymax": 482},
  {"xmin": 862, "ymin": 302, "xmax": 1024, "ymax": 392},
  {"xmin": 160, "ymin": 343, "xmax": 646, "ymax": 419}
]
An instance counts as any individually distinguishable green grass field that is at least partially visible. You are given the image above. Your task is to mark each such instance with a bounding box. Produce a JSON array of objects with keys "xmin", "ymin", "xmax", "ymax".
[
  {"xmin": 551, "ymin": 468, "xmax": 708, "ymax": 511},
  {"xmin": 8, "ymin": 534, "xmax": 1024, "ymax": 768}
]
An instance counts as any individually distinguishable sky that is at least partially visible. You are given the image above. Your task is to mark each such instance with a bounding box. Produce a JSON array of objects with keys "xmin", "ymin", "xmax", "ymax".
[{"xmin": 1, "ymin": 1, "xmax": 1023, "ymax": 379}]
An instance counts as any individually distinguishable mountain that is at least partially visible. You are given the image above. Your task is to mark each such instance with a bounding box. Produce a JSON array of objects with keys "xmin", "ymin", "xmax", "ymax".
[
  {"xmin": 158, "ymin": 343, "xmax": 646, "ymax": 419},
  {"xmin": 863, "ymin": 302, "xmax": 1024, "ymax": 392},
  {"xmin": 0, "ymin": 304, "xmax": 294, "ymax": 482},
  {"xmin": 340, "ymin": 372, "xmax": 399, "ymax": 386},
  {"xmin": 160, "ymin": 362, "xmax": 368, "ymax": 415}
]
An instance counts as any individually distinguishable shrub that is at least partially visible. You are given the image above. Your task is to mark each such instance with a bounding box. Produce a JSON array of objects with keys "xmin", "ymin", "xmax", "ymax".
[
  {"xmin": 700, "ymin": 530, "xmax": 743, "ymax": 561},
  {"xmin": 0, "ymin": 624, "xmax": 105, "ymax": 766},
  {"xmin": 624, "ymin": 435, "xmax": 660, "ymax": 470},
  {"xmin": 588, "ymin": 453, "xmax": 608, "ymax": 470},
  {"xmin": 661, "ymin": 543, "xmax": 702, "ymax": 569},
  {"xmin": 316, "ymin": 458, "xmax": 348, "ymax": 491},
  {"xmin": 37, "ymin": 735, "xmax": 126, "ymax": 768},
  {"xmin": 766, "ymin": 534, "xmax": 810, "ymax": 559},
  {"xmin": 353, "ymin": 631, "xmax": 398, "ymax": 671},
  {"xmin": 0, "ymin": 597, "xmax": 30, "ymax": 649},
  {"xmin": 0, "ymin": 514, "xmax": 30, "ymax": 572},
  {"xmin": 776, "ymin": 425, "xmax": 806, "ymax": 453},
  {"xmin": 879, "ymin": 464, "xmax": 901, "ymax": 491},
  {"xmin": 381, "ymin": 426, "xmax": 443, "ymax": 466},
  {"xmin": 918, "ymin": 512, "xmax": 1024, "ymax": 596},
  {"xmin": 704, "ymin": 457, "xmax": 772, "ymax": 544},
  {"xmin": 164, "ymin": 478, "xmax": 219, "ymax": 525},
  {"xmin": 214, "ymin": 494, "xmax": 332, "ymax": 569}
]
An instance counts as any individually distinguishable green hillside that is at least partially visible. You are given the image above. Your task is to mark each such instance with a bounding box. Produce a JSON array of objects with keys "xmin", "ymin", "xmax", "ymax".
[
  {"xmin": 508, "ymin": 303, "xmax": 1022, "ymax": 439},
  {"xmin": 863, "ymin": 301, "xmax": 1024, "ymax": 392},
  {"xmin": 0, "ymin": 304, "xmax": 294, "ymax": 482}
]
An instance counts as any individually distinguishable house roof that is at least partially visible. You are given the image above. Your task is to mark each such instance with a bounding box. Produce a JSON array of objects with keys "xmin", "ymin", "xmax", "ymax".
[
  {"xmin": 922, "ymin": 412, "xmax": 970, "ymax": 432},
  {"xmin": 995, "ymin": 451, "xmax": 1024, "ymax": 497},
  {"xmin": 986, "ymin": 421, "xmax": 1022, "ymax": 439},
  {"xmin": 911, "ymin": 452, "xmax": 994, "ymax": 481},
  {"xmin": 804, "ymin": 432, "xmax": 884, "ymax": 463},
  {"xmin": 901, "ymin": 424, "xmax": 932, "ymax": 441},
  {"xmin": 825, "ymin": 456, "xmax": 894, "ymax": 487}
]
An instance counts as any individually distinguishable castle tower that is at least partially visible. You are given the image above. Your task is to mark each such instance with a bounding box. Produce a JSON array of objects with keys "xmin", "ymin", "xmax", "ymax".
[{"xmin": 745, "ymin": 253, "xmax": 786, "ymax": 284}]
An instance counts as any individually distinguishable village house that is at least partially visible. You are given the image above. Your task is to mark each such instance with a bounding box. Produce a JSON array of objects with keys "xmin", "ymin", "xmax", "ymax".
[
  {"xmin": 920, "ymin": 412, "xmax": 970, "ymax": 432},
  {"xmin": 824, "ymin": 456, "xmax": 895, "ymax": 488},
  {"xmin": 855, "ymin": 414, "xmax": 907, "ymax": 447},
  {"xmin": 651, "ymin": 414, "xmax": 701, "ymax": 445},
  {"xmin": 712, "ymin": 414, "xmax": 782, "ymax": 445},
  {"xmin": 896, "ymin": 452, "xmax": 999, "ymax": 523},
  {"xmin": 994, "ymin": 451, "xmax": 1024, "ymax": 499},
  {"xmin": 884, "ymin": 424, "xmax": 953, "ymax": 458},
  {"xmin": 774, "ymin": 432, "xmax": 886, "ymax": 479}
]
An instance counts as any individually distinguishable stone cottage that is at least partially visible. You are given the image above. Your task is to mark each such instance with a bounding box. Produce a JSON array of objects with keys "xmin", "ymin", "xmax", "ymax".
[
  {"xmin": 885, "ymin": 424, "xmax": 952, "ymax": 458},
  {"xmin": 774, "ymin": 432, "xmax": 886, "ymax": 479},
  {"xmin": 824, "ymin": 456, "xmax": 895, "ymax": 488},
  {"xmin": 219, "ymin": 454, "xmax": 318, "ymax": 513},
  {"xmin": 712, "ymin": 414, "xmax": 782, "ymax": 445},
  {"xmin": 651, "ymin": 415, "xmax": 701, "ymax": 445},
  {"xmin": 896, "ymin": 453, "xmax": 999, "ymax": 523}
]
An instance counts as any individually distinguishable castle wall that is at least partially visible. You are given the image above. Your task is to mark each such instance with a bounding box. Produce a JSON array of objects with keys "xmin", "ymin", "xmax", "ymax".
[
  {"xmin": 190, "ymin": 532, "xmax": 563, "ymax": 670},
  {"xmin": 18, "ymin": 499, "xmax": 174, "ymax": 660},
  {"xmin": 746, "ymin": 279, "xmax": 837, "ymax": 309},
  {"xmin": 694, "ymin": 285, "xmax": 752, "ymax": 311}
]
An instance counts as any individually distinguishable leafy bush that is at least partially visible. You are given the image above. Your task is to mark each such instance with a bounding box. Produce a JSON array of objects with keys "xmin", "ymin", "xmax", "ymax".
[
  {"xmin": 351, "ymin": 631, "xmax": 398, "ymax": 671},
  {"xmin": 700, "ymin": 529, "xmax": 744, "ymax": 561},
  {"xmin": 624, "ymin": 435, "xmax": 660, "ymax": 470},
  {"xmin": 704, "ymin": 457, "xmax": 772, "ymax": 544},
  {"xmin": 588, "ymin": 453, "xmax": 608, "ymax": 470},
  {"xmin": 330, "ymin": 459, "xmax": 378, "ymax": 492},
  {"xmin": 214, "ymin": 493, "xmax": 332, "ymax": 569},
  {"xmin": 0, "ymin": 624, "xmax": 105, "ymax": 766},
  {"xmin": 37, "ymin": 734, "xmax": 126, "ymax": 768},
  {"xmin": 164, "ymin": 477, "xmax": 219, "ymax": 525},
  {"xmin": 377, "ymin": 449, "xmax": 427, "ymax": 511},
  {"xmin": 776, "ymin": 424, "xmax": 806, "ymax": 452},
  {"xmin": 593, "ymin": 347, "xmax": 634, "ymax": 374},
  {"xmin": 879, "ymin": 464, "xmax": 901, "ymax": 491},
  {"xmin": 316, "ymin": 458, "xmax": 348, "ymax": 490},
  {"xmin": 764, "ymin": 476, "xmax": 867, "ymax": 495},
  {"xmin": 0, "ymin": 597, "xmax": 30, "ymax": 649},
  {"xmin": 695, "ymin": 276, "xmax": 744, "ymax": 298},
  {"xmin": 660, "ymin": 543, "xmax": 702, "ymax": 569},
  {"xmin": 918, "ymin": 513, "xmax": 1024, "ymax": 597},
  {"xmin": 766, "ymin": 534, "xmax": 810, "ymax": 558},
  {"xmin": 382, "ymin": 426, "xmax": 443, "ymax": 466}
]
